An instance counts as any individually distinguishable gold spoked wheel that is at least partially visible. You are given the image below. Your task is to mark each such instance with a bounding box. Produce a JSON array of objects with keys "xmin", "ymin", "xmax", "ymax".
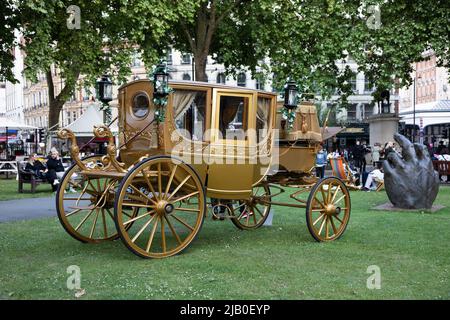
[
  {"xmin": 56, "ymin": 156, "xmax": 126, "ymax": 243},
  {"xmin": 114, "ymin": 156, "xmax": 206, "ymax": 259},
  {"xmin": 231, "ymin": 184, "xmax": 271, "ymax": 230},
  {"xmin": 306, "ymin": 177, "xmax": 351, "ymax": 242}
]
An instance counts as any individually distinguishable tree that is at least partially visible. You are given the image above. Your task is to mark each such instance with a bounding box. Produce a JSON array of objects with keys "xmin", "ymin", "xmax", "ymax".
[
  {"xmin": 14, "ymin": 0, "xmax": 186, "ymax": 129},
  {"xmin": 0, "ymin": 0, "xmax": 19, "ymax": 83}
]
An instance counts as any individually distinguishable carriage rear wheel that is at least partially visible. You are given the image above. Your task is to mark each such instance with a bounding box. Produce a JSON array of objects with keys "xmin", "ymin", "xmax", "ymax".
[
  {"xmin": 306, "ymin": 177, "xmax": 351, "ymax": 241},
  {"xmin": 231, "ymin": 184, "xmax": 271, "ymax": 230},
  {"xmin": 114, "ymin": 156, "xmax": 206, "ymax": 258},
  {"xmin": 56, "ymin": 156, "xmax": 127, "ymax": 243}
]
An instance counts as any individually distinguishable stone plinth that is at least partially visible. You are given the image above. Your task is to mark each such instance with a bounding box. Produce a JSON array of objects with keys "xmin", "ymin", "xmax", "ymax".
[{"xmin": 367, "ymin": 113, "xmax": 401, "ymax": 146}]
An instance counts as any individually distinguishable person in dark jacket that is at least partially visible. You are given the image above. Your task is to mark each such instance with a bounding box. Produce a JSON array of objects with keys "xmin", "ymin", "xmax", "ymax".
[
  {"xmin": 25, "ymin": 154, "xmax": 47, "ymax": 179},
  {"xmin": 352, "ymin": 140, "xmax": 366, "ymax": 175},
  {"xmin": 46, "ymin": 148, "xmax": 65, "ymax": 191}
]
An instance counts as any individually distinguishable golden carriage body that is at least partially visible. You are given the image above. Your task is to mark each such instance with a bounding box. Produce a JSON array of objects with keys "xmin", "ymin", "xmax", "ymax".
[{"xmin": 56, "ymin": 80, "xmax": 351, "ymax": 258}]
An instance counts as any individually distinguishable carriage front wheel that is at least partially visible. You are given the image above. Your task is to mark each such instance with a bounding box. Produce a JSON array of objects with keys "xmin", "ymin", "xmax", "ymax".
[
  {"xmin": 114, "ymin": 156, "xmax": 206, "ymax": 258},
  {"xmin": 306, "ymin": 177, "xmax": 351, "ymax": 241},
  {"xmin": 56, "ymin": 156, "xmax": 125, "ymax": 243}
]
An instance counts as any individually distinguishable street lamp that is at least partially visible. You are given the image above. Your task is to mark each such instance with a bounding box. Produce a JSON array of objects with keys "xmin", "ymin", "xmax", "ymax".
[
  {"xmin": 412, "ymin": 74, "xmax": 422, "ymax": 143},
  {"xmin": 283, "ymin": 80, "xmax": 299, "ymax": 110},
  {"xmin": 97, "ymin": 75, "xmax": 113, "ymax": 124}
]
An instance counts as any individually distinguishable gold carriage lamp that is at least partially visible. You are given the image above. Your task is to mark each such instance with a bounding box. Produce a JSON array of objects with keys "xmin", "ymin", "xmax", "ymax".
[{"xmin": 283, "ymin": 79, "xmax": 299, "ymax": 110}]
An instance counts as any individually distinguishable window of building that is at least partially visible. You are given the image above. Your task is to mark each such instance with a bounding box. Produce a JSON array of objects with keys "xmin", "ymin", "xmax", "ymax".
[
  {"xmin": 216, "ymin": 73, "xmax": 226, "ymax": 84},
  {"xmin": 350, "ymin": 76, "xmax": 357, "ymax": 93},
  {"xmin": 256, "ymin": 74, "xmax": 265, "ymax": 90},
  {"xmin": 181, "ymin": 53, "xmax": 191, "ymax": 65},
  {"xmin": 131, "ymin": 51, "xmax": 141, "ymax": 67},
  {"xmin": 166, "ymin": 50, "xmax": 173, "ymax": 65},
  {"xmin": 364, "ymin": 78, "xmax": 374, "ymax": 93},
  {"xmin": 182, "ymin": 73, "xmax": 191, "ymax": 81},
  {"xmin": 347, "ymin": 104, "xmax": 357, "ymax": 121},
  {"xmin": 237, "ymin": 72, "xmax": 247, "ymax": 87}
]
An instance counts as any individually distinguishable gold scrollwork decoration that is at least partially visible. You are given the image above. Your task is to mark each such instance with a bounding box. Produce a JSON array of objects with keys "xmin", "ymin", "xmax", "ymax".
[
  {"xmin": 93, "ymin": 125, "xmax": 127, "ymax": 173},
  {"xmin": 56, "ymin": 128, "xmax": 87, "ymax": 170}
]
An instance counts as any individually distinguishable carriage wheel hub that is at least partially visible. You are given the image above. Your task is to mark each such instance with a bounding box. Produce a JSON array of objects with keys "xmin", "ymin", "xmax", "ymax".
[
  {"xmin": 325, "ymin": 204, "xmax": 338, "ymax": 215},
  {"xmin": 156, "ymin": 200, "xmax": 174, "ymax": 215}
]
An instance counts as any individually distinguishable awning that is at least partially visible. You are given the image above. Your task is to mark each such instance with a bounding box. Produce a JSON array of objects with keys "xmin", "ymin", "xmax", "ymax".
[
  {"xmin": 321, "ymin": 126, "xmax": 346, "ymax": 141},
  {"xmin": 399, "ymin": 100, "xmax": 450, "ymax": 127},
  {"xmin": 63, "ymin": 103, "xmax": 118, "ymax": 137},
  {"xmin": 0, "ymin": 117, "xmax": 37, "ymax": 130}
]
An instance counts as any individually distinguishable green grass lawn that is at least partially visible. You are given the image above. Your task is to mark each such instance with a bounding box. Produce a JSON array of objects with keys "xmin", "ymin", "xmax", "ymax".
[
  {"xmin": 0, "ymin": 186, "xmax": 449, "ymax": 300},
  {"xmin": 0, "ymin": 178, "xmax": 53, "ymax": 201}
]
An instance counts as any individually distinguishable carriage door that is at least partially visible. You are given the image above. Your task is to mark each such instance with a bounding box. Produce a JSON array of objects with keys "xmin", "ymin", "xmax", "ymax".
[{"xmin": 206, "ymin": 89, "xmax": 256, "ymax": 199}]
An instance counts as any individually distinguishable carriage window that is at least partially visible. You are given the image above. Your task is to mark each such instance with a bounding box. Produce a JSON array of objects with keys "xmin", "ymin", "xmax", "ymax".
[
  {"xmin": 256, "ymin": 97, "xmax": 271, "ymax": 141},
  {"xmin": 218, "ymin": 95, "xmax": 249, "ymax": 140},
  {"xmin": 132, "ymin": 92, "xmax": 150, "ymax": 118},
  {"xmin": 173, "ymin": 90, "xmax": 206, "ymax": 141}
]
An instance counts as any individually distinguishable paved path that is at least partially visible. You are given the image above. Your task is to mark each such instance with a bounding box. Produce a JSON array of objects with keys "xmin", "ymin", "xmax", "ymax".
[{"xmin": 0, "ymin": 197, "xmax": 57, "ymax": 223}]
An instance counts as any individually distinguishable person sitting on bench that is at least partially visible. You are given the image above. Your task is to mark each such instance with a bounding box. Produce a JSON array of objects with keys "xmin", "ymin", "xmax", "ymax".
[
  {"xmin": 25, "ymin": 154, "xmax": 47, "ymax": 179},
  {"xmin": 46, "ymin": 148, "xmax": 65, "ymax": 191},
  {"xmin": 361, "ymin": 162, "xmax": 384, "ymax": 191}
]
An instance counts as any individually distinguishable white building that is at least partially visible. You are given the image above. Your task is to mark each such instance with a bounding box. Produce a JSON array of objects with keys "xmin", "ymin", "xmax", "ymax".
[
  {"xmin": 0, "ymin": 83, "xmax": 6, "ymax": 116},
  {"xmin": 4, "ymin": 32, "xmax": 25, "ymax": 123}
]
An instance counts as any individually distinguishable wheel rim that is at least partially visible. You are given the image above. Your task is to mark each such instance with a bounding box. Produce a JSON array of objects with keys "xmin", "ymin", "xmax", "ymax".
[
  {"xmin": 306, "ymin": 177, "xmax": 350, "ymax": 241},
  {"xmin": 56, "ymin": 156, "xmax": 124, "ymax": 243},
  {"xmin": 231, "ymin": 184, "xmax": 271, "ymax": 230},
  {"xmin": 115, "ymin": 157, "xmax": 205, "ymax": 258}
]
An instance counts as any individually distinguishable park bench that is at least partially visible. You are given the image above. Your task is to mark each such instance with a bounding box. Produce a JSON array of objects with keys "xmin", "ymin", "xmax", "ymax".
[
  {"xmin": 17, "ymin": 161, "xmax": 48, "ymax": 193},
  {"xmin": 432, "ymin": 160, "xmax": 450, "ymax": 183}
]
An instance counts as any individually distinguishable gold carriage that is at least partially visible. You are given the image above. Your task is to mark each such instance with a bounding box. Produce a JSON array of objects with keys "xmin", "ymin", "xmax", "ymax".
[{"xmin": 56, "ymin": 78, "xmax": 351, "ymax": 259}]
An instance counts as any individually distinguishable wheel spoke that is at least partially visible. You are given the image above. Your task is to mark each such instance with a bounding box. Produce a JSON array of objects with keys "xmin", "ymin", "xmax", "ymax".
[
  {"xmin": 334, "ymin": 214, "xmax": 344, "ymax": 224},
  {"xmin": 123, "ymin": 210, "xmax": 155, "ymax": 226},
  {"xmin": 174, "ymin": 207, "xmax": 200, "ymax": 213},
  {"xmin": 330, "ymin": 216, "xmax": 338, "ymax": 235},
  {"xmin": 334, "ymin": 195, "xmax": 346, "ymax": 205},
  {"xmin": 318, "ymin": 215, "xmax": 327, "ymax": 236},
  {"xmin": 254, "ymin": 205, "xmax": 265, "ymax": 218},
  {"xmin": 128, "ymin": 184, "xmax": 154, "ymax": 205},
  {"xmin": 314, "ymin": 196, "xmax": 325, "ymax": 208},
  {"xmin": 65, "ymin": 208, "xmax": 82, "ymax": 217},
  {"xmin": 141, "ymin": 169, "xmax": 159, "ymax": 203},
  {"xmin": 171, "ymin": 191, "xmax": 200, "ymax": 204},
  {"xmin": 101, "ymin": 209, "xmax": 108, "ymax": 238},
  {"xmin": 75, "ymin": 209, "xmax": 95, "ymax": 231},
  {"xmin": 165, "ymin": 215, "xmax": 182, "ymax": 245},
  {"xmin": 161, "ymin": 216, "xmax": 166, "ymax": 253},
  {"xmin": 157, "ymin": 162, "xmax": 162, "ymax": 196},
  {"xmin": 121, "ymin": 202, "xmax": 154, "ymax": 209},
  {"xmin": 171, "ymin": 213, "xmax": 194, "ymax": 231},
  {"xmin": 330, "ymin": 185, "xmax": 341, "ymax": 204},
  {"xmin": 313, "ymin": 213, "xmax": 325, "ymax": 226},
  {"xmin": 89, "ymin": 208, "xmax": 100, "ymax": 238},
  {"xmin": 166, "ymin": 175, "xmax": 192, "ymax": 202},
  {"xmin": 164, "ymin": 165, "xmax": 178, "ymax": 200},
  {"xmin": 131, "ymin": 214, "xmax": 157, "ymax": 243},
  {"xmin": 145, "ymin": 217, "xmax": 159, "ymax": 252}
]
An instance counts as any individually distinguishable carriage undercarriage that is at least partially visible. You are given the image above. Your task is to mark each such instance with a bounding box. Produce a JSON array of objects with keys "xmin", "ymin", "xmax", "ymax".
[{"xmin": 55, "ymin": 80, "xmax": 351, "ymax": 259}]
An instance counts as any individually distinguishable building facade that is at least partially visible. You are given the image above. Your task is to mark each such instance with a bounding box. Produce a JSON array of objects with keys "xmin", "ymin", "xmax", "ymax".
[{"xmin": 398, "ymin": 51, "xmax": 450, "ymax": 147}]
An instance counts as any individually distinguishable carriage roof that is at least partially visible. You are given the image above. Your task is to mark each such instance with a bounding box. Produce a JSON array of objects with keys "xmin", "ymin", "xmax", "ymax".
[{"xmin": 118, "ymin": 79, "xmax": 278, "ymax": 97}]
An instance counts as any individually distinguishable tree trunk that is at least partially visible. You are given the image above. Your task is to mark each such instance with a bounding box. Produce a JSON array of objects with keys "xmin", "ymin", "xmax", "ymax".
[
  {"xmin": 46, "ymin": 69, "xmax": 80, "ymax": 130},
  {"xmin": 194, "ymin": 54, "xmax": 208, "ymax": 82}
]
